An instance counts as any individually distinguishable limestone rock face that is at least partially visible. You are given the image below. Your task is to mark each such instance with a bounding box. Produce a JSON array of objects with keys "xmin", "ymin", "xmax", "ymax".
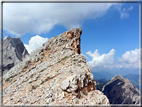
[
  {"xmin": 3, "ymin": 28, "xmax": 109, "ymax": 105},
  {"xmin": 0, "ymin": 36, "xmax": 29, "ymax": 74},
  {"xmin": 102, "ymin": 75, "xmax": 140, "ymax": 104}
]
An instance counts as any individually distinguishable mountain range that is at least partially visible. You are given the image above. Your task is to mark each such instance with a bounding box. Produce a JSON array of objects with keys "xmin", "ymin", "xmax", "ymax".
[
  {"xmin": 92, "ymin": 71, "xmax": 115, "ymax": 80},
  {"xmin": 1, "ymin": 28, "xmax": 140, "ymax": 105},
  {"xmin": 92, "ymin": 71, "xmax": 140, "ymax": 90}
]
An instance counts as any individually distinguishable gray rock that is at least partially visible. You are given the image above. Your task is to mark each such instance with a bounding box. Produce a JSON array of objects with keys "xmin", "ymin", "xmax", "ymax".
[
  {"xmin": 0, "ymin": 36, "xmax": 29, "ymax": 74},
  {"xmin": 61, "ymin": 78, "xmax": 70, "ymax": 91},
  {"xmin": 46, "ymin": 97, "xmax": 53, "ymax": 104},
  {"xmin": 102, "ymin": 75, "xmax": 140, "ymax": 104}
]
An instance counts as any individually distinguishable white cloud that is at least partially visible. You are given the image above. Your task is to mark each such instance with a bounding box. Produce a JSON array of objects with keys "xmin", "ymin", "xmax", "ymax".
[
  {"xmin": 86, "ymin": 49, "xmax": 115, "ymax": 68},
  {"xmin": 117, "ymin": 48, "xmax": 140, "ymax": 68},
  {"xmin": 120, "ymin": 12, "xmax": 129, "ymax": 19},
  {"xmin": 3, "ymin": 3, "xmax": 118, "ymax": 36},
  {"xmin": 123, "ymin": 8, "xmax": 126, "ymax": 11},
  {"xmin": 118, "ymin": 49, "xmax": 139, "ymax": 64},
  {"xmin": 127, "ymin": 6, "xmax": 133, "ymax": 11},
  {"xmin": 115, "ymin": 4, "xmax": 133, "ymax": 19},
  {"xmin": 86, "ymin": 48, "xmax": 140, "ymax": 69},
  {"xmin": 24, "ymin": 35, "xmax": 48, "ymax": 53}
]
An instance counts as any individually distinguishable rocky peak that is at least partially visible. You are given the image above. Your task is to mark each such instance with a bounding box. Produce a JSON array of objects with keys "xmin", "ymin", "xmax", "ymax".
[
  {"xmin": 65, "ymin": 28, "xmax": 82, "ymax": 54},
  {"xmin": 102, "ymin": 75, "xmax": 140, "ymax": 104},
  {"xmin": 0, "ymin": 36, "xmax": 29, "ymax": 74},
  {"xmin": 4, "ymin": 36, "xmax": 11, "ymax": 40},
  {"xmin": 3, "ymin": 28, "xmax": 109, "ymax": 105}
]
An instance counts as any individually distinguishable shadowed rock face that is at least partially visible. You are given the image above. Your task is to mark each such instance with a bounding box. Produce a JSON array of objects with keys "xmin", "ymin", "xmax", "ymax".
[
  {"xmin": 0, "ymin": 36, "xmax": 29, "ymax": 74},
  {"xmin": 102, "ymin": 75, "xmax": 140, "ymax": 104},
  {"xmin": 2, "ymin": 28, "xmax": 110, "ymax": 105}
]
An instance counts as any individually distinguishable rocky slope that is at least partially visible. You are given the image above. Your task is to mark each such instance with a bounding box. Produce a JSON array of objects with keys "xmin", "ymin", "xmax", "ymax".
[
  {"xmin": 2, "ymin": 28, "xmax": 109, "ymax": 105},
  {"xmin": 102, "ymin": 75, "xmax": 140, "ymax": 104},
  {"xmin": 123, "ymin": 74, "xmax": 139, "ymax": 89},
  {"xmin": 0, "ymin": 36, "xmax": 29, "ymax": 74}
]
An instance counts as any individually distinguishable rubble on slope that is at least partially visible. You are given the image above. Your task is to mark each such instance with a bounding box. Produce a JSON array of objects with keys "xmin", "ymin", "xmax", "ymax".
[{"xmin": 3, "ymin": 28, "xmax": 109, "ymax": 105}]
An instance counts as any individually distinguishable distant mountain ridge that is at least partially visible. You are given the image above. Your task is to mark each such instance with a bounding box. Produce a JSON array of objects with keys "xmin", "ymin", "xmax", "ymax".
[
  {"xmin": 96, "ymin": 78, "xmax": 108, "ymax": 91},
  {"xmin": 102, "ymin": 75, "xmax": 140, "ymax": 104},
  {"xmin": 0, "ymin": 36, "xmax": 29, "ymax": 74},
  {"xmin": 92, "ymin": 71, "xmax": 115, "ymax": 80},
  {"xmin": 92, "ymin": 71, "xmax": 140, "ymax": 93}
]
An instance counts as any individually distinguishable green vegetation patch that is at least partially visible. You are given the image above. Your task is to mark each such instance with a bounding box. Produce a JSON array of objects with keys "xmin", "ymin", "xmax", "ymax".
[
  {"xmin": 29, "ymin": 81, "xmax": 33, "ymax": 83},
  {"xmin": 73, "ymin": 59, "xmax": 78, "ymax": 61},
  {"xmin": 62, "ymin": 56, "xmax": 68, "ymax": 61},
  {"xmin": 69, "ymin": 70, "xmax": 73, "ymax": 73},
  {"xmin": 22, "ymin": 69, "xmax": 26, "ymax": 72},
  {"xmin": 29, "ymin": 85, "xmax": 38, "ymax": 91},
  {"xmin": 30, "ymin": 73, "xmax": 35, "ymax": 78},
  {"xmin": 63, "ymin": 40, "xmax": 68, "ymax": 43},
  {"xmin": 88, "ymin": 76, "xmax": 91, "ymax": 80},
  {"xmin": 55, "ymin": 40, "xmax": 58, "ymax": 44},
  {"xmin": 48, "ymin": 65, "xmax": 53, "ymax": 67},
  {"xmin": 77, "ymin": 64, "xmax": 81, "ymax": 66},
  {"xmin": 36, "ymin": 74, "xmax": 41, "ymax": 80},
  {"xmin": 13, "ymin": 80, "xmax": 17, "ymax": 83},
  {"xmin": 5, "ymin": 78, "xmax": 10, "ymax": 82},
  {"xmin": 22, "ymin": 77, "xmax": 30, "ymax": 83},
  {"xmin": 58, "ymin": 55, "xmax": 73, "ymax": 63},
  {"xmin": 40, "ymin": 68, "xmax": 47, "ymax": 72},
  {"xmin": 37, "ymin": 57, "xmax": 40, "ymax": 62},
  {"xmin": 48, "ymin": 47, "xmax": 51, "ymax": 51},
  {"xmin": 5, "ymin": 74, "xmax": 18, "ymax": 82},
  {"xmin": 40, "ymin": 77, "xmax": 50, "ymax": 85},
  {"xmin": 40, "ymin": 69, "xmax": 44, "ymax": 72},
  {"xmin": 32, "ymin": 85, "xmax": 37, "ymax": 90},
  {"xmin": 40, "ymin": 80, "xmax": 45, "ymax": 85},
  {"xmin": 29, "ymin": 67, "xmax": 35, "ymax": 72},
  {"xmin": 22, "ymin": 80, "xmax": 27, "ymax": 83}
]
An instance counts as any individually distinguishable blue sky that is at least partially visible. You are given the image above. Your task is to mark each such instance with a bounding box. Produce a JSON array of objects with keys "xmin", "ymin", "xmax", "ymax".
[{"xmin": 3, "ymin": 3, "xmax": 140, "ymax": 75}]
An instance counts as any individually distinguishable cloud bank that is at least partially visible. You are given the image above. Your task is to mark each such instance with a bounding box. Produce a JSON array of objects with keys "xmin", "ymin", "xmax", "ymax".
[
  {"xmin": 86, "ymin": 49, "xmax": 115, "ymax": 68},
  {"xmin": 86, "ymin": 48, "xmax": 140, "ymax": 69},
  {"xmin": 24, "ymin": 35, "xmax": 48, "ymax": 53},
  {"xmin": 3, "ymin": 3, "xmax": 117, "ymax": 36},
  {"xmin": 117, "ymin": 48, "xmax": 140, "ymax": 68}
]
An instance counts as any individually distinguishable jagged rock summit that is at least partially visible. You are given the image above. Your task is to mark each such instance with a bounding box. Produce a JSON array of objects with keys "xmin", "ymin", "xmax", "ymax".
[
  {"xmin": 3, "ymin": 28, "xmax": 109, "ymax": 105},
  {"xmin": 0, "ymin": 36, "xmax": 29, "ymax": 74},
  {"xmin": 102, "ymin": 75, "xmax": 140, "ymax": 104}
]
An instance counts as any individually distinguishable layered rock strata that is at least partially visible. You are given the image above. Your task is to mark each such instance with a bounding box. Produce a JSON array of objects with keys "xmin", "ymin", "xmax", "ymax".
[{"xmin": 3, "ymin": 28, "xmax": 109, "ymax": 105}]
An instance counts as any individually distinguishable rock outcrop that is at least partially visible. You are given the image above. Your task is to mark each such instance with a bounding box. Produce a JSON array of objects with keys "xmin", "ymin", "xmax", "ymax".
[
  {"xmin": 102, "ymin": 75, "xmax": 140, "ymax": 104},
  {"xmin": 0, "ymin": 36, "xmax": 29, "ymax": 74},
  {"xmin": 3, "ymin": 28, "xmax": 109, "ymax": 105}
]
